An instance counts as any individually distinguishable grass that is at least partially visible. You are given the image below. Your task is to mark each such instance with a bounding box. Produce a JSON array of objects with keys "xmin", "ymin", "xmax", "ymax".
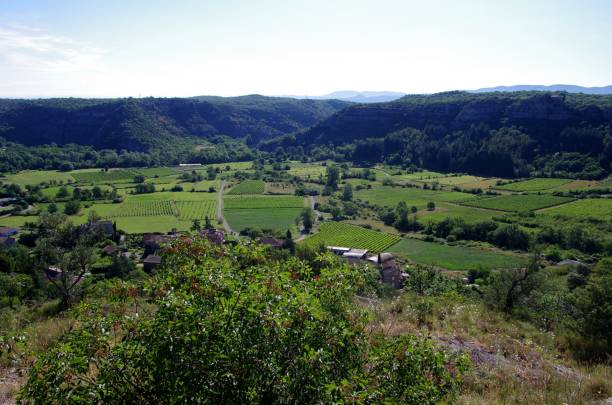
[
  {"xmin": 302, "ymin": 222, "xmax": 401, "ymax": 252},
  {"xmin": 355, "ymin": 186, "xmax": 476, "ymax": 208},
  {"xmin": 287, "ymin": 162, "xmax": 327, "ymax": 179},
  {"xmin": 225, "ymin": 208, "xmax": 302, "ymax": 232},
  {"xmin": 224, "ymin": 195, "xmax": 305, "ymax": 209},
  {"xmin": 2, "ymin": 170, "xmax": 75, "ymax": 186},
  {"xmin": 416, "ymin": 202, "xmax": 501, "ymax": 223},
  {"xmin": 112, "ymin": 215, "xmax": 183, "ymax": 233},
  {"xmin": 227, "ymin": 180, "xmax": 266, "ymax": 195},
  {"xmin": 496, "ymin": 178, "xmax": 573, "ymax": 192},
  {"xmin": 0, "ymin": 215, "xmax": 34, "ymax": 228},
  {"xmin": 70, "ymin": 169, "xmax": 137, "ymax": 184},
  {"xmin": 461, "ymin": 194, "xmax": 575, "ymax": 212},
  {"xmin": 539, "ymin": 198, "xmax": 612, "ymax": 219},
  {"xmin": 134, "ymin": 167, "xmax": 178, "ymax": 177},
  {"xmin": 387, "ymin": 238, "xmax": 526, "ymax": 270},
  {"xmin": 127, "ymin": 191, "xmax": 217, "ymax": 202},
  {"xmin": 431, "ymin": 175, "xmax": 483, "ymax": 185}
]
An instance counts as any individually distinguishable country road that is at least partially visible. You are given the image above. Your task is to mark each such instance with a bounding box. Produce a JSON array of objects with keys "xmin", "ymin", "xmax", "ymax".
[{"xmin": 217, "ymin": 181, "xmax": 234, "ymax": 235}]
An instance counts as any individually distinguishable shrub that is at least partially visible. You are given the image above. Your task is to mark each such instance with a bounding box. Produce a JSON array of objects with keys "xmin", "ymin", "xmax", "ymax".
[{"xmin": 20, "ymin": 239, "xmax": 468, "ymax": 403}]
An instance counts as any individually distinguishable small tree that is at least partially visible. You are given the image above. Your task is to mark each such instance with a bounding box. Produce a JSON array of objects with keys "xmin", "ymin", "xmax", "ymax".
[
  {"xmin": 325, "ymin": 165, "xmax": 340, "ymax": 190},
  {"xmin": 191, "ymin": 219, "xmax": 202, "ymax": 232},
  {"xmin": 64, "ymin": 200, "xmax": 81, "ymax": 215},
  {"xmin": 47, "ymin": 203, "xmax": 58, "ymax": 213},
  {"xmin": 411, "ymin": 205, "xmax": 418, "ymax": 214},
  {"xmin": 484, "ymin": 253, "xmax": 542, "ymax": 314},
  {"xmin": 204, "ymin": 216, "xmax": 214, "ymax": 230},
  {"xmin": 133, "ymin": 175, "xmax": 146, "ymax": 183},
  {"xmin": 297, "ymin": 208, "xmax": 315, "ymax": 233},
  {"xmin": 341, "ymin": 183, "xmax": 353, "ymax": 201},
  {"xmin": 427, "ymin": 201, "xmax": 435, "ymax": 211},
  {"xmin": 282, "ymin": 230, "xmax": 295, "ymax": 254}
]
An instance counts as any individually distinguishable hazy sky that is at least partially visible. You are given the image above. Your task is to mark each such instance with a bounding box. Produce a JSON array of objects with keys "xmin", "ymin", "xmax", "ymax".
[{"xmin": 1, "ymin": 0, "xmax": 611, "ymax": 98}]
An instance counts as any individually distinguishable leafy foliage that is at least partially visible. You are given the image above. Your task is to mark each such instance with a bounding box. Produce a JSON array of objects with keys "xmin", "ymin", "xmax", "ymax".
[{"xmin": 19, "ymin": 238, "xmax": 468, "ymax": 403}]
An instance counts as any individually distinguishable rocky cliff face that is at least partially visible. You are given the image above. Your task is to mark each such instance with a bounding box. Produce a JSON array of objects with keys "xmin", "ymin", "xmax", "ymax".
[{"xmin": 301, "ymin": 92, "xmax": 612, "ymax": 144}]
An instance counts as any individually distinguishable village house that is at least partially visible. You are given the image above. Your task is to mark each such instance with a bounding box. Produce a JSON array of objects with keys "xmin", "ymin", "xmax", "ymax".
[
  {"xmin": 90, "ymin": 220, "xmax": 114, "ymax": 237},
  {"xmin": 0, "ymin": 226, "xmax": 19, "ymax": 238},
  {"xmin": 0, "ymin": 236, "xmax": 16, "ymax": 248},
  {"xmin": 143, "ymin": 234, "xmax": 177, "ymax": 255},
  {"xmin": 259, "ymin": 236, "xmax": 284, "ymax": 249},
  {"xmin": 200, "ymin": 228, "xmax": 225, "ymax": 245},
  {"xmin": 143, "ymin": 255, "xmax": 162, "ymax": 272},
  {"xmin": 367, "ymin": 253, "xmax": 405, "ymax": 288},
  {"xmin": 102, "ymin": 244, "xmax": 120, "ymax": 256}
]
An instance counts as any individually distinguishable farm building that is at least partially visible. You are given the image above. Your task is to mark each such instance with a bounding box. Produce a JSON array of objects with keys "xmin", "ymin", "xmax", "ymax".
[
  {"xmin": 102, "ymin": 245, "xmax": 120, "ymax": 256},
  {"xmin": 179, "ymin": 163, "xmax": 202, "ymax": 167},
  {"xmin": 328, "ymin": 246, "xmax": 351, "ymax": 255},
  {"xmin": 260, "ymin": 236, "xmax": 284, "ymax": 249},
  {"xmin": 0, "ymin": 236, "xmax": 16, "ymax": 248},
  {"xmin": 90, "ymin": 220, "xmax": 114, "ymax": 237},
  {"xmin": 143, "ymin": 234, "xmax": 177, "ymax": 255},
  {"xmin": 342, "ymin": 249, "xmax": 368, "ymax": 264},
  {"xmin": 0, "ymin": 226, "xmax": 19, "ymax": 237},
  {"xmin": 200, "ymin": 229, "xmax": 225, "ymax": 245},
  {"xmin": 143, "ymin": 255, "xmax": 162, "ymax": 272},
  {"xmin": 44, "ymin": 267, "xmax": 63, "ymax": 281}
]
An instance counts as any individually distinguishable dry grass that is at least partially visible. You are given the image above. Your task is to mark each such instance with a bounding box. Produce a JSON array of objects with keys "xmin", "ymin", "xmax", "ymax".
[{"xmin": 363, "ymin": 293, "xmax": 612, "ymax": 404}]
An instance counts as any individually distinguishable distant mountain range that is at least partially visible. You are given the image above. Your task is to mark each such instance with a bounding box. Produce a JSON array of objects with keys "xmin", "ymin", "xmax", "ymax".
[
  {"xmin": 470, "ymin": 84, "xmax": 612, "ymax": 95},
  {"xmin": 288, "ymin": 91, "xmax": 406, "ymax": 103}
]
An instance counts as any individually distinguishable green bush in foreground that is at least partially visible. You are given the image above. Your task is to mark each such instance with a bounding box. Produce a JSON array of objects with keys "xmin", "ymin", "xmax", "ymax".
[{"xmin": 19, "ymin": 238, "xmax": 468, "ymax": 404}]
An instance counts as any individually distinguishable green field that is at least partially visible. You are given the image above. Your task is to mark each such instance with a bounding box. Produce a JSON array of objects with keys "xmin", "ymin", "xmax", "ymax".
[
  {"xmin": 461, "ymin": 194, "xmax": 574, "ymax": 212},
  {"xmin": 2, "ymin": 170, "xmax": 75, "ymax": 186},
  {"xmin": 176, "ymin": 201, "xmax": 217, "ymax": 221},
  {"xmin": 134, "ymin": 167, "xmax": 177, "ymax": 177},
  {"xmin": 287, "ymin": 162, "xmax": 327, "ymax": 178},
  {"xmin": 355, "ymin": 186, "xmax": 476, "ymax": 208},
  {"xmin": 227, "ymin": 180, "xmax": 266, "ymax": 195},
  {"xmin": 112, "ymin": 216, "xmax": 184, "ymax": 234},
  {"xmin": 225, "ymin": 208, "xmax": 302, "ymax": 232},
  {"xmin": 0, "ymin": 215, "xmax": 35, "ymax": 228},
  {"xmin": 70, "ymin": 169, "xmax": 138, "ymax": 183},
  {"xmin": 388, "ymin": 238, "xmax": 526, "ymax": 271},
  {"xmin": 416, "ymin": 202, "xmax": 500, "ymax": 223},
  {"xmin": 431, "ymin": 175, "xmax": 483, "ymax": 185},
  {"xmin": 496, "ymin": 178, "xmax": 572, "ymax": 192},
  {"xmin": 111, "ymin": 200, "xmax": 177, "ymax": 217},
  {"xmin": 539, "ymin": 198, "xmax": 612, "ymax": 219},
  {"xmin": 303, "ymin": 222, "xmax": 401, "ymax": 252},
  {"xmin": 224, "ymin": 195, "xmax": 305, "ymax": 209}
]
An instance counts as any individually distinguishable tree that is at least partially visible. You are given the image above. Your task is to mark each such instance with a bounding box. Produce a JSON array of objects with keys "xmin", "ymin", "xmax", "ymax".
[
  {"xmin": 282, "ymin": 230, "xmax": 295, "ymax": 254},
  {"xmin": 204, "ymin": 216, "xmax": 214, "ymax": 230},
  {"xmin": 64, "ymin": 200, "xmax": 81, "ymax": 215},
  {"xmin": 106, "ymin": 255, "xmax": 136, "ymax": 279},
  {"xmin": 133, "ymin": 175, "xmax": 146, "ymax": 183},
  {"xmin": 55, "ymin": 186, "xmax": 69, "ymax": 199},
  {"xmin": 411, "ymin": 205, "xmax": 418, "ymax": 214},
  {"xmin": 32, "ymin": 213, "xmax": 102, "ymax": 309},
  {"xmin": 325, "ymin": 165, "xmax": 340, "ymax": 190},
  {"xmin": 47, "ymin": 203, "xmax": 58, "ymax": 213},
  {"xmin": 484, "ymin": 253, "xmax": 542, "ymax": 314},
  {"xmin": 341, "ymin": 183, "xmax": 353, "ymax": 201},
  {"xmin": 191, "ymin": 219, "xmax": 201, "ymax": 232},
  {"xmin": 427, "ymin": 201, "xmax": 435, "ymax": 211},
  {"xmin": 297, "ymin": 207, "xmax": 315, "ymax": 233},
  {"xmin": 570, "ymin": 258, "xmax": 612, "ymax": 361},
  {"xmin": 91, "ymin": 186, "xmax": 103, "ymax": 199}
]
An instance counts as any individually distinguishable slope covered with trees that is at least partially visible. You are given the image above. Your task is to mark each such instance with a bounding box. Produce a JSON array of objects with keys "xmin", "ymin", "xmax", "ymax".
[
  {"xmin": 0, "ymin": 95, "xmax": 350, "ymax": 151},
  {"xmin": 265, "ymin": 92, "xmax": 612, "ymax": 178}
]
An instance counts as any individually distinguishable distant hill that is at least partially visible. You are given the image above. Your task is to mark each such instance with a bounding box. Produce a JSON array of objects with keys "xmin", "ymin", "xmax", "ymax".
[
  {"xmin": 289, "ymin": 91, "xmax": 406, "ymax": 103},
  {"xmin": 0, "ymin": 95, "xmax": 350, "ymax": 151},
  {"xmin": 264, "ymin": 91, "xmax": 612, "ymax": 178},
  {"xmin": 472, "ymin": 84, "xmax": 612, "ymax": 95}
]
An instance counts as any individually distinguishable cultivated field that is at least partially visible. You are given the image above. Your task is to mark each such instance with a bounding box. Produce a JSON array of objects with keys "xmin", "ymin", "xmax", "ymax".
[
  {"xmin": 227, "ymin": 180, "xmax": 266, "ymax": 195},
  {"xmin": 431, "ymin": 175, "xmax": 483, "ymax": 186},
  {"xmin": 355, "ymin": 186, "xmax": 476, "ymax": 208},
  {"xmin": 539, "ymin": 198, "xmax": 612, "ymax": 219},
  {"xmin": 2, "ymin": 170, "xmax": 75, "ymax": 186},
  {"xmin": 111, "ymin": 200, "xmax": 177, "ymax": 217},
  {"xmin": 70, "ymin": 169, "xmax": 138, "ymax": 183},
  {"xmin": 461, "ymin": 194, "xmax": 575, "ymax": 212},
  {"xmin": 303, "ymin": 222, "xmax": 401, "ymax": 252},
  {"xmin": 224, "ymin": 195, "xmax": 305, "ymax": 209},
  {"xmin": 496, "ymin": 178, "xmax": 572, "ymax": 192},
  {"xmin": 176, "ymin": 201, "xmax": 217, "ymax": 221},
  {"xmin": 224, "ymin": 208, "xmax": 302, "ymax": 232},
  {"xmin": 388, "ymin": 238, "xmax": 526, "ymax": 271}
]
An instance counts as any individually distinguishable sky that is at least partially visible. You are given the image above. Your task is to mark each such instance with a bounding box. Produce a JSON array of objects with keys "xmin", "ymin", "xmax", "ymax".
[{"xmin": 0, "ymin": 0, "xmax": 611, "ymax": 98}]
